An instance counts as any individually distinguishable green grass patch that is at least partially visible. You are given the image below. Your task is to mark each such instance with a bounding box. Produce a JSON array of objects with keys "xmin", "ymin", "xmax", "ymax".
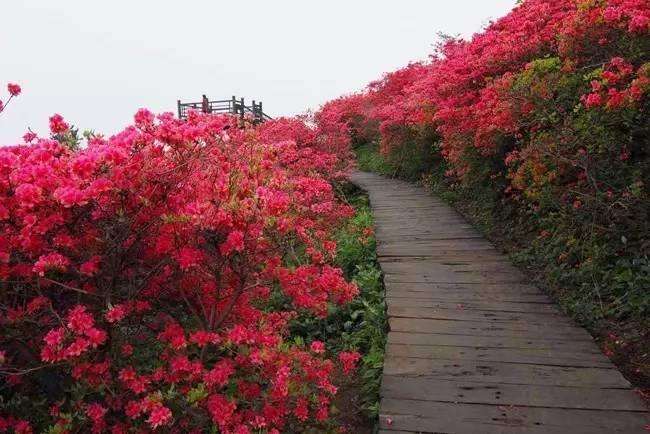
[
  {"xmin": 334, "ymin": 185, "xmax": 386, "ymax": 419},
  {"xmin": 355, "ymin": 143, "xmax": 395, "ymax": 176}
]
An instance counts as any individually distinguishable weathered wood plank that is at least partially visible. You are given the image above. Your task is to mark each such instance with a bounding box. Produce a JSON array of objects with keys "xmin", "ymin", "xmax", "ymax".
[
  {"xmin": 386, "ymin": 282, "xmax": 544, "ymax": 294},
  {"xmin": 385, "ymin": 288, "xmax": 547, "ymax": 300},
  {"xmin": 389, "ymin": 317, "xmax": 592, "ymax": 340},
  {"xmin": 387, "ymin": 331, "xmax": 601, "ymax": 352},
  {"xmin": 379, "ymin": 399, "xmax": 648, "ymax": 433},
  {"xmin": 378, "ymin": 240, "xmax": 496, "ymax": 250},
  {"xmin": 383, "ymin": 357, "xmax": 630, "ymax": 387},
  {"xmin": 387, "ymin": 306, "xmax": 574, "ymax": 326},
  {"xmin": 381, "ymin": 376, "xmax": 647, "ymax": 411},
  {"xmin": 385, "ymin": 293, "xmax": 549, "ymax": 303},
  {"xmin": 387, "ymin": 298, "xmax": 560, "ymax": 314},
  {"xmin": 380, "ymin": 256, "xmax": 513, "ymax": 264},
  {"xmin": 383, "ymin": 343, "xmax": 611, "ymax": 368},
  {"xmin": 382, "ymin": 264, "xmax": 526, "ymax": 277},
  {"xmin": 384, "ymin": 273, "xmax": 527, "ymax": 284}
]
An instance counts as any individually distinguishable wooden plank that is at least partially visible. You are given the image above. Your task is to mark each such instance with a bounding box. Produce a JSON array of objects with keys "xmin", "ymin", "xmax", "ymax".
[
  {"xmin": 386, "ymin": 298, "xmax": 560, "ymax": 314},
  {"xmin": 384, "ymin": 267, "xmax": 525, "ymax": 278},
  {"xmin": 387, "ymin": 331, "xmax": 602, "ymax": 353},
  {"xmin": 381, "ymin": 376, "xmax": 647, "ymax": 411},
  {"xmin": 378, "ymin": 239, "xmax": 495, "ymax": 249},
  {"xmin": 379, "ymin": 255, "xmax": 512, "ymax": 263},
  {"xmin": 386, "ymin": 291, "xmax": 552, "ymax": 303},
  {"xmin": 379, "ymin": 398, "xmax": 649, "ymax": 434},
  {"xmin": 389, "ymin": 318, "xmax": 592, "ymax": 340},
  {"xmin": 374, "ymin": 220, "xmax": 472, "ymax": 225},
  {"xmin": 384, "ymin": 274, "xmax": 526, "ymax": 285},
  {"xmin": 372, "ymin": 212, "xmax": 470, "ymax": 218},
  {"xmin": 387, "ymin": 306, "xmax": 575, "ymax": 326},
  {"xmin": 378, "ymin": 236, "xmax": 491, "ymax": 243},
  {"xmin": 381, "ymin": 264, "xmax": 525, "ymax": 276},
  {"xmin": 385, "ymin": 282, "xmax": 544, "ymax": 294},
  {"xmin": 379, "ymin": 246, "xmax": 496, "ymax": 256},
  {"xmin": 383, "ymin": 357, "xmax": 630, "ymax": 388},
  {"xmin": 379, "ymin": 257, "xmax": 520, "ymax": 266},
  {"xmin": 374, "ymin": 219, "xmax": 469, "ymax": 224},
  {"xmin": 383, "ymin": 343, "xmax": 611, "ymax": 368}
]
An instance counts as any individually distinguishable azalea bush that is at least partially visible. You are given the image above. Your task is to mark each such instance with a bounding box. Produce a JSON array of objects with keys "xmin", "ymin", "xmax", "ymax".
[
  {"xmin": 289, "ymin": 186, "xmax": 386, "ymax": 421},
  {"xmin": 0, "ymin": 109, "xmax": 362, "ymax": 433},
  {"xmin": 317, "ymin": 0, "xmax": 649, "ymax": 383}
]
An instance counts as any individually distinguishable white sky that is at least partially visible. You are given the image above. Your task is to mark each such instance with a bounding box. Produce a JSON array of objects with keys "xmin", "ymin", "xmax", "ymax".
[{"xmin": 1, "ymin": 0, "xmax": 516, "ymax": 144}]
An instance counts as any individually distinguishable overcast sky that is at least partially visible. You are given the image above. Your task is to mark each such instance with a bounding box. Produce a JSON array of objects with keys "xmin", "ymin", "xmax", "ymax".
[{"xmin": 1, "ymin": 0, "xmax": 516, "ymax": 144}]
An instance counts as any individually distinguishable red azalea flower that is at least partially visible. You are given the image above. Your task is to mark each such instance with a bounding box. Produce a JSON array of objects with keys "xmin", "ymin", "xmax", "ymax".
[
  {"xmin": 48, "ymin": 113, "xmax": 69, "ymax": 134},
  {"xmin": 7, "ymin": 83, "xmax": 21, "ymax": 96}
]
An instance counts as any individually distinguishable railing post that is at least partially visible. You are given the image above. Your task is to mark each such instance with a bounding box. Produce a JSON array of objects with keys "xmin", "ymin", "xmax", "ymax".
[
  {"xmin": 240, "ymin": 97, "xmax": 245, "ymax": 120},
  {"xmin": 231, "ymin": 95, "xmax": 237, "ymax": 116},
  {"xmin": 252, "ymin": 100, "xmax": 256, "ymax": 121},
  {"xmin": 177, "ymin": 100, "xmax": 182, "ymax": 119},
  {"xmin": 259, "ymin": 101, "xmax": 263, "ymax": 120},
  {"xmin": 202, "ymin": 94, "xmax": 209, "ymax": 114}
]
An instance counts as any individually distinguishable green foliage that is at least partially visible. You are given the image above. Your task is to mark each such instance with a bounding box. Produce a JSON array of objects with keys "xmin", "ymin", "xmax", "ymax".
[
  {"xmin": 354, "ymin": 124, "xmax": 440, "ymax": 181},
  {"xmin": 334, "ymin": 190, "xmax": 386, "ymax": 418},
  {"xmin": 355, "ymin": 142, "xmax": 395, "ymax": 177},
  {"xmin": 52, "ymin": 125, "xmax": 81, "ymax": 150},
  {"xmin": 186, "ymin": 384, "xmax": 208, "ymax": 405},
  {"xmin": 501, "ymin": 57, "xmax": 650, "ymax": 326}
]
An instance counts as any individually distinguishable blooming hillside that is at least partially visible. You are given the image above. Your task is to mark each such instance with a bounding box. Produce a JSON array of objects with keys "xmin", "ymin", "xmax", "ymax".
[
  {"xmin": 0, "ymin": 107, "xmax": 362, "ymax": 432},
  {"xmin": 316, "ymin": 0, "xmax": 649, "ymax": 385}
]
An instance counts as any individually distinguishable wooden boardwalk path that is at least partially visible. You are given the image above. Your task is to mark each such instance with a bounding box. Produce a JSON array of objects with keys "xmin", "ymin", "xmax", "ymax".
[{"xmin": 350, "ymin": 171, "xmax": 649, "ymax": 434}]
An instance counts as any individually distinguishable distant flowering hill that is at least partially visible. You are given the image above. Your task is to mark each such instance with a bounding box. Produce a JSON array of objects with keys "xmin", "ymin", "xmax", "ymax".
[{"xmin": 318, "ymin": 0, "xmax": 648, "ymax": 174}]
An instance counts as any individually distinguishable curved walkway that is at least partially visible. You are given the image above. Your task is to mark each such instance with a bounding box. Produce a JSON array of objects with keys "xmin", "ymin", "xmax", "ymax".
[{"xmin": 351, "ymin": 171, "xmax": 649, "ymax": 434}]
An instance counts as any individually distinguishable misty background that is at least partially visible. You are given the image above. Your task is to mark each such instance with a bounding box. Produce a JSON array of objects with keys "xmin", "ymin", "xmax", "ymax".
[{"xmin": 1, "ymin": 0, "xmax": 516, "ymax": 143}]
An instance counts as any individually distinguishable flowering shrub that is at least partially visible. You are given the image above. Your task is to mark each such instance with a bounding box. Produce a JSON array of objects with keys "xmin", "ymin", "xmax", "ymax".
[
  {"xmin": 0, "ymin": 109, "xmax": 361, "ymax": 432},
  {"xmin": 288, "ymin": 187, "xmax": 386, "ymax": 422},
  {"xmin": 325, "ymin": 0, "xmax": 649, "ymax": 166},
  {"xmin": 257, "ymin": 115, "xmax": 354, "ymax": 179}
]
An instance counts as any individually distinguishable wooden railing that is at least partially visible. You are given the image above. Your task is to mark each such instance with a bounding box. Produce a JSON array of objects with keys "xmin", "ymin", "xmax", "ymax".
[{"xmin": 177, "ymin": 95, "xmax": 272, "ymax": 123}]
